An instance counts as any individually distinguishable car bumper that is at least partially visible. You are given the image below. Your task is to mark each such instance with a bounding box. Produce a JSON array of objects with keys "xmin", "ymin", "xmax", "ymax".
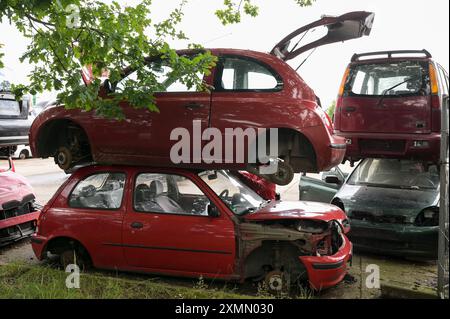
[
  {"xmin": 304, "ymin": 126, "xmax": 346, "ymax": 172},
  {"xmin": 299, "ymin": 234, "xmax": 352, "ymax": 291},
  {"xmin": 0, "ymin": 212, "xmax": 39, "ymax": 247},
  {"xmin": 334, "ymin": 131, "xmax": 440, "ymax": 161},
  {"xmin": 30, "ymin": 234, "xmax": 47, "ymax": 260},
  {"xmin": 348, "ymin": 219, "xmax": 438, "ymax": 259}
]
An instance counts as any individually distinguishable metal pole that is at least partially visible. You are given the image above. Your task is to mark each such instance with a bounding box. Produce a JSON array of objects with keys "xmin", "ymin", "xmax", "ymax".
[{"xmin": 438, "ymin": 95, "xmax": 449, "ymax": 299}]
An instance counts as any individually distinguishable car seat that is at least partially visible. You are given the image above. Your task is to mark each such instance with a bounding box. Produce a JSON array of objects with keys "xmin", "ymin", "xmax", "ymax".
[{"xmin": 149, "ymin": 180, "xmax": 184, "ymax": 214}]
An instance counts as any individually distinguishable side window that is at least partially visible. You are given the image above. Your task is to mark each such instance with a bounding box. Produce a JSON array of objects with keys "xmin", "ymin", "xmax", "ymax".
[
  {"xmin": 69, "ymin": 173, "xmax": 126, "ymax": 209},
  {"xmin": 219, "ymin": 57, "xmax": 281, "ymax": 91},
  {"xmin": 116, "ymin": 61, "xmax": 203, "ymax": 93},
  {"xmin": 134, "ymin": 173, "xmax": 210, "ymax": 216}
]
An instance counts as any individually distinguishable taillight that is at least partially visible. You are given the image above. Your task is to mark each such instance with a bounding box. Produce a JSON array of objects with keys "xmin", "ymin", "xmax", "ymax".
[
  {"xmin": 429, "ymin": 63, "xmax": 441, "ymax": 109},
  {"xmin": 338, "ymin": 66, "xmax": 350, "ymax": 97}
]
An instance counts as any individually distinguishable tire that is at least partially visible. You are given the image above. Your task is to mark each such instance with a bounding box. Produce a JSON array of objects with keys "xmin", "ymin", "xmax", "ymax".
[
  {"xmin": 19, "ymin": 150, "xmax": 29, "ymax": 160},
  {"xmin": 264, "ymin": 161, "xmax": 294, "ymax": 186},
  {"xmin": 59, "ymin": 249, "xmax": 89, "ymax": 271},
  {"xmin": 56, "ymin": 146, "xmax": 73, "ymax": 170}
]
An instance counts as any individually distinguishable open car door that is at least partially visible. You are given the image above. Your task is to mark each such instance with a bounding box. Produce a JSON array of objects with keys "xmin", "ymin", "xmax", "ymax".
[{"xmin": 271, "ymin": 11, "xmax": 375, "ymax": 61}]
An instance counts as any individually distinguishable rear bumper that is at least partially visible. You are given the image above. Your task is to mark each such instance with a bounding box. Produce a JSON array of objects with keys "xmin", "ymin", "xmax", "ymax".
[
  {"xmin": 0, "ymin": 211, "xmax": 39, "ymax": 246},
  {"xmin": 299, "ymin": 234, "xmax": 352, "ymax": 291},
  {"xmin": 334, "ymin": 131, "xmax": 440, "ymax": 161},
  {"xmin": 349, "ymin": 219, "xmax": 438, "ymax": 259},
  {"xmin": 303, "ymin": 126, "xmax": 346, "ymax": 172}
]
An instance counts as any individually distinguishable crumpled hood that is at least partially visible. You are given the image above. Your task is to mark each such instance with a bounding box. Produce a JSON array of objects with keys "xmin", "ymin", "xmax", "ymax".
[
  {"xmin": 0, "ymin": 171, "xmax": 34, "ymax": 208},
  {"xmin": 336, "ymin": 184, "xmax": 439, "ymax": 218},
  {"xmin": 243, "ymin": 200, "xmax": 346, "ymax": 222}
]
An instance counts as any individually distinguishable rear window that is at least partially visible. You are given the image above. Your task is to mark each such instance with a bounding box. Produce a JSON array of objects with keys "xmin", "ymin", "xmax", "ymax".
[
  {"xmin": 344, "ymin": 61, "xmax": 430, "ymax": 97},
  {"xmin": 0, "ymin": 99, "xmax": 21, "ymax": 117}
]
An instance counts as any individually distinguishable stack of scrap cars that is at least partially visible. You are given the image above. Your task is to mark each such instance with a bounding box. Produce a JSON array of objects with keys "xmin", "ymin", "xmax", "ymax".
[{"xmin": 27, "ymin": 11, "xmax": 377, "ymax": 291}]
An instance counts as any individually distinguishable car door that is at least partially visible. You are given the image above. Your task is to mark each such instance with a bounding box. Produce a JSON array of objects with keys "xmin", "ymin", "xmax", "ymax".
[
  {"xmin": 210, "ymin": 54, "xmax": 285, "ymax": 164},
  {"xmin": 299, "ymin": 167, "xmax": 345, "ymax": 202},
  {"xmin": 61, "ymin": 170, "xmax": 127, "ymax": 268},
  {"xmin": 92, "ymin": 59, "xmax": 212, "ymax": 163},
  {"xmin": 122, "ymin": 170, "xmax": 236, "ymax": 276}
]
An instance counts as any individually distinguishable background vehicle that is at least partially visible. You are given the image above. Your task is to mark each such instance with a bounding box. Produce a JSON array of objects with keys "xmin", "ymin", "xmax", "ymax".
[
  {"xmin": 0, "ymin": 78, "xmax": 33, "ymax": 147},
  {"xmin": 334, "ymin": 50, "xmax": 449, "ymax": 164},
  {"xmin": 329, "ymin": 158, "xmax": 440, "ymax": 259},
  {"xmin": 299, "ymin": 166, "xmax": 348, "ymax": 202},
  {"xmin": 30, "ymin": 11, "xmax": 375, "ymax": 185},
  {"xmin": 32, "ymin": 166, "xmax": 352, "ymax": 291},
  {"xmin": 0, "ymin": 157, "xmax": 40, "ymax": 246},
  {"xmin": 12, "ymin": 145, "xmax": 32, "ymax": 160}
]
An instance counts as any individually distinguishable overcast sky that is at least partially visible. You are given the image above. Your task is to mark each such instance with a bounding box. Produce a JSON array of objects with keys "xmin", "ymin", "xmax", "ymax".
[{"xmin": 1, "ymin": 0, "xmax": 449, "ymax": 109}]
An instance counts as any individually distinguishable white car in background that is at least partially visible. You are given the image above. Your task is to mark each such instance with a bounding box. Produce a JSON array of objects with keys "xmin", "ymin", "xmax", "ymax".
[{"xmin": 13, "ymin": 145, "xmax": 32, "ymax": 159}]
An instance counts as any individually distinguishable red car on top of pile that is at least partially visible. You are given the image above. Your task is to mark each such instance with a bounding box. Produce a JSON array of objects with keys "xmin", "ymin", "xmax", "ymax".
[
  {"xmin": 29, "ymin": 11, "xmax": 375, "ymax": 185},
  {"xmin": 334, "ymin": 49, "xmax": 449, "ymax": 164}
]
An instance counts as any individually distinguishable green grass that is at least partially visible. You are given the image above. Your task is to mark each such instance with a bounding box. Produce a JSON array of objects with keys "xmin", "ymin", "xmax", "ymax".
[{"xmin": 0, "ymin": 263, "xmax": 255, "ymax": 299}]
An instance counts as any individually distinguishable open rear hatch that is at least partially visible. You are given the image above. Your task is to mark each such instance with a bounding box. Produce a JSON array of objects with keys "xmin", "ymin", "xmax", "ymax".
[{"xmin": 271, "ymin": 11, "xmax": 375, "ymax": 61}]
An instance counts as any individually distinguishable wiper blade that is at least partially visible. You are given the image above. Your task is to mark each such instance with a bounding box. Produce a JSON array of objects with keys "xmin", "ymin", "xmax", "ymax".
[{"xmin": 376, "ymin": 77, "xmax": 418, "ymax": 106}]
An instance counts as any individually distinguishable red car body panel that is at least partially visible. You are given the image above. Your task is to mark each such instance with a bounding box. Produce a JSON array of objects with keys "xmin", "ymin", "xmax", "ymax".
[
  {"xmin": 334, "ymin": 53, "xmax": 447, "ymax": 162},
  {"xmin": 32, "ymin": 165, "xmax": 352, "ymax": 289},
  {"xmin": 29, "ymin": 48, "xmax": 345, "ymax": 173}
]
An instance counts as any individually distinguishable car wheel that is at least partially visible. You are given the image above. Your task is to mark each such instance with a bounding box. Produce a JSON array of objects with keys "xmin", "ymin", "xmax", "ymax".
[
  {"xmin": 56, "ymin": 146, "xmax": 73, "ymax": 170},
  {"xmin": 265, "ymin": 161, "xmax": 294, "ymax": 186},
  {"xmin": 264, "ymin": 270, "xmax": 288, "ymax": 294},
  {"xmin": 60, "ymin": 249, "xmax": 89, "ymax": 271},
  {"xmin": 19, "ymin": 150, "xmax": 29, "ymax": 160}
]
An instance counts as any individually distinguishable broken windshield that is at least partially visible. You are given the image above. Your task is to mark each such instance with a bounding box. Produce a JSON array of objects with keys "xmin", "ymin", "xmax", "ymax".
[{"xmin": 199, "ymin": 170, "xmax": 266, "ymax": 215}]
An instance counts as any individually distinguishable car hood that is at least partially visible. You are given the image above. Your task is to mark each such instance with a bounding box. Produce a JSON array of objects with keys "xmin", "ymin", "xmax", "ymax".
[
  {"xmin": 335, "ymin": 184, "xmax": 439, "ymax": 218},
  {"xmin": 271, "ymin": 11, "xmax": 375, "ymax": 61},
  {"xmin": 0, "ymin": 171, "xmax": 35, "ymax": 209},
  {"xmin": 243, "ymin": 200, "xmax": 346, "ymax": 222}
]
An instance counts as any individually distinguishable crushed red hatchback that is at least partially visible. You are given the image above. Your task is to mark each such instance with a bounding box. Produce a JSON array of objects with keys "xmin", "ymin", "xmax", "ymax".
[
  {"xmin": 29, "ymin": 11, "xmax": 375, "ymax": 184},
  {"xmin": 32, "ymin": 165, "xmax": 352, "ymax": 291}
]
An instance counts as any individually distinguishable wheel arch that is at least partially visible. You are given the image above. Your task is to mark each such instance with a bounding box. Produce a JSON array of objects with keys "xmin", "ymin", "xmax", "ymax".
[{"xmin": 44, "ymin": 235, "xmax": 93, "ymax": 265}]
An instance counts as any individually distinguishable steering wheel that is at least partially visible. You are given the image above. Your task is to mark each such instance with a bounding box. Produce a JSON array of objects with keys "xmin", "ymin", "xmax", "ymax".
[
  {"xmin": 219, "ymin": 189, "xmax": 229, "ymax": 199},
  {"xmin": 410, "ymin": 175, "xmax": 436, "ymax": 188}
]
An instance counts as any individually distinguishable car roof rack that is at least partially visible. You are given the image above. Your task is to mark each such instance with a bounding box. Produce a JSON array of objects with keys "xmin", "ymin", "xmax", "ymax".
[{"xmin": 351, "ymin": 49, "xmax": 432, "ymax": 62}]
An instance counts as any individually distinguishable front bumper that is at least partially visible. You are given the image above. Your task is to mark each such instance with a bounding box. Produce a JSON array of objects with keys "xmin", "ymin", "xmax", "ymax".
[
  {"xmin": 30, "ymin": 234, "xmax": 47, "ymax": 260},
  {"xmin": 0, "ymin": 211, "xmax": 39, "ymax": 247},
  {"xmin": 299, "ymin": 234, "xmax": 352, "ymax": 291},
  {"xmin": 349, "ymin": 219, "xmax": 438, "ymax": 259}
]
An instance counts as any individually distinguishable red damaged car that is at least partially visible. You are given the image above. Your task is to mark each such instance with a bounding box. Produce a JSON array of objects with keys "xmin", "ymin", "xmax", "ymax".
[
  {"xmin": 334, "ymin": 50, "xmax": 449, "ymax": 163},
  {"xmin": 1, "ymin": 157, "xmax": 40, "ymax": 246},
  {"xmin": 32, "ymin": 165, "xmax": 352, "ymax": 291},
  {"xmin": 29, "ymin": 12, "xmax": 375, "ymax": 185}
]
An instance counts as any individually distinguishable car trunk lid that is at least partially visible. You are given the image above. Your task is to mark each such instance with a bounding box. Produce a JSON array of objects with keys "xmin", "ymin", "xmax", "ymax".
[
  {"xmin": 337, "ymin": 59, "xmax": 432, "ymax": 133},
  {"xmin": 270, "ymin": 11, "xmax": 375, "ymax": 61}
]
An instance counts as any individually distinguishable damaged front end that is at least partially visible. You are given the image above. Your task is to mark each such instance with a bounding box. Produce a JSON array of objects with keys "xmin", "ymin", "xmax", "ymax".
[{"xmin": 237, "ymin": 217, "xmax": 352, "ymax": 291}]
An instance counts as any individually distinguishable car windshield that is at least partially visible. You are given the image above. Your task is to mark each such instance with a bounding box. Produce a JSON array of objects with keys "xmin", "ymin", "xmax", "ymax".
[
  {"xmin": 344, "ymin": 60, "xmax": 429, "ymax": 96},
  {"xmin": 347, "ymin": 159, "xmax": 439, "ymax": 190},
  {"xmin": 199, "ymin": 170, "xmax": 266, "ymax": 215}
]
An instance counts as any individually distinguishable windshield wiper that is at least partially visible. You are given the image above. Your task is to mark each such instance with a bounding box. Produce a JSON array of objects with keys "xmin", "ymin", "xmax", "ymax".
[{"xmin": 376, "ymin": 77, "xmax": 419, "ymax": 107}]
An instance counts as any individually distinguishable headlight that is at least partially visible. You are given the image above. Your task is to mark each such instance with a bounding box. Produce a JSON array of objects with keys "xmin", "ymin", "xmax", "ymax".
[{"xmin": 414, "ymin": 207, "xmax": 439, "ymax": 227}]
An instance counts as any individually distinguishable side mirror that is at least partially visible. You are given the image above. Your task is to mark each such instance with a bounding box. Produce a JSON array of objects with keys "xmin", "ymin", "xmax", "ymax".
[
  {"xmin": 275, "ymin": 193, "xmax": 281, "ymax": 201},
  {"xmin": 207, "ymin": 204, "xmax": 220, "ymax": 217},
  {"xmin": 98, "ymin": 79, "xmax": 113, "ymax": 98},
  {"xmin": 325, "ymin": 175, "xmax": 341, "ymax": 185}
]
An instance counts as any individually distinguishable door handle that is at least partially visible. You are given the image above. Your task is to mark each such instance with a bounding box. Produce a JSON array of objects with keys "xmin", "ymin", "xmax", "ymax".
[
  {"xmin": 130, "ymin": 221, "xmax": 143, "ymax": 229},
  {"xmin": 184, "ymin": 102, "xmax": 204, "ymax": 110},
  {"xmin": 344, "ymin": 106, "xmax": 356, "ymax": 112}
]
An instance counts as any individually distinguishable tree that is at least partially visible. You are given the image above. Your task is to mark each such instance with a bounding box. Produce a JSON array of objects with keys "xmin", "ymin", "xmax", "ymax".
[
  {"xmin": 0, "ymin": 0, "xmax": 315, "ymax": 118},
  {"xmin": 327, "ymin": 100, "xmax": 336, "ymax": 120}
]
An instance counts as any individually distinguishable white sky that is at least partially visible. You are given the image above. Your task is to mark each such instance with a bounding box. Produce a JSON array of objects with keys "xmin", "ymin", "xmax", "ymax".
[{"xmin": 1, "ymin": 0, "xmax": 449, "ymax": 109}]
